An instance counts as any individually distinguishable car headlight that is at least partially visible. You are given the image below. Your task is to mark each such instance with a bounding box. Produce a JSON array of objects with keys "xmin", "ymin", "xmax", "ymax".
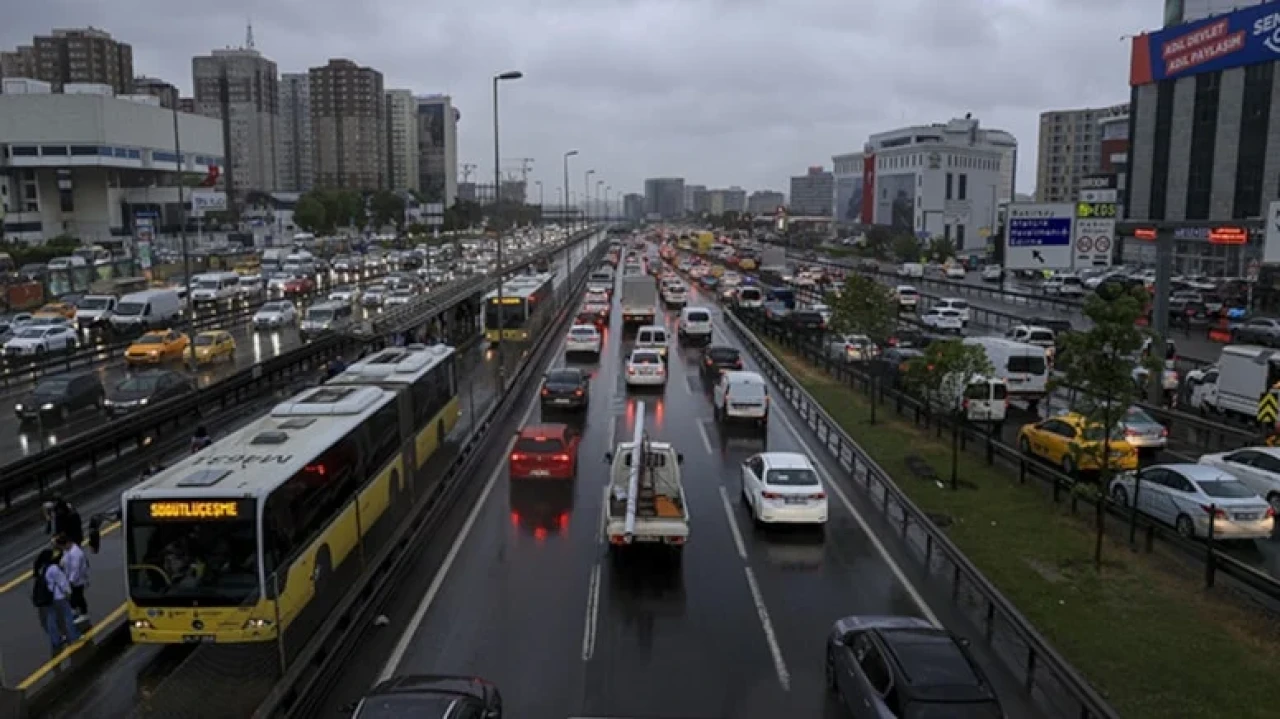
[
  {"xmin": 14, "ymin": 403, "xmax": 23, "ymax": 411},
  {"xmin": 41, "ymin": 403, "xmax": 54, "ymax": 410},
  {"xmin": 149, "ymin": 351, "xmax": 159, "ymax": 357}
]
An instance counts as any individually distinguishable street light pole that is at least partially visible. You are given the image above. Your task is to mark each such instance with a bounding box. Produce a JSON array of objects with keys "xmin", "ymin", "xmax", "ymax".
[
  {"xmin": 584, "ymin": 169, "xmax": 594, "ymax": 229},
  {"xmin": 170, "ymin": 104, "xmax": 197, "ymax": 372},
  {"xmin": 596, "ymin": 179, "xmax": 604, "ymax": 226},
  {"xmin": 605, "ymin": 185, "xmax": 611, "ymax": 222},
  {"xmin": 492, "ymin": 69, "xmax": 523, "ymax": 390},
  {"xmin": 535, "ymin": 180, "xmax": 543, "ymax": 246},
  {"xmin": 562, "ymin": 150, "xmax": 578, "ymax": 231}
]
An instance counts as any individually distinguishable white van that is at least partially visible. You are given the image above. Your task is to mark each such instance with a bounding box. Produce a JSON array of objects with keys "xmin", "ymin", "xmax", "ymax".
[
  {"xmin": 190, "ymin": 271, "xmax": 241, "ymax": 304},
  {"xmin": 110, "ymin": 289, "xmax": 183, "ymax": 332},
  {"xmin": 962, "ymin": 337, "xmax": 1049, "ymax": 408},
  {"xmin": 713, "ymin": 370, "xmax": 769, "ymax": 428},
  {"xmin": 960, "ymin": 375, "xmax": 1009, "ymax": 424},
  {"xmin": 300, "ymin": 300, "xmax": 353, "ymax": 339},
  {"xmin": 678, "ymin": 306, "xmax": 713, "ymax": 343},
  {"xmin": 898, "ymin": 262, "xmax": 924, "ymax": 279},
  {"xmin": 635, "ymin": 325, "xmax": 670, "ymax": 362},
  {"xmin": 736, "ymin": 286, "xmax": 765, "ymax": 309}
]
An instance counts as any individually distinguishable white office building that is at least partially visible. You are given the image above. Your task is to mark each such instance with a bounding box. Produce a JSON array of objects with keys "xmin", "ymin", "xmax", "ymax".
[
  {"xmin": 0, "ymin": 82, "xmax": 223, "ymax": 243},
  {"xmin": 862, "ymin": 116, "xmax": 1015, "ymax": 250},
  {"xmin": 385, "ymin": 89, "xmax": 419, "ymax": 192}
]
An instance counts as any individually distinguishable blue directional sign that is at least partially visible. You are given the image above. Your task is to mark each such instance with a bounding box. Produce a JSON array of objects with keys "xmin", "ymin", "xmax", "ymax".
[{"xmin": 1004, "ymin": 203, "xmax": 1074, "ymax": 270}]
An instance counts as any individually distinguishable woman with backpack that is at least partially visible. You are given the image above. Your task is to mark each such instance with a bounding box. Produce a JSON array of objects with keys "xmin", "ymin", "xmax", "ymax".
[{"xmin": 32, "ymin": 548, "xmax": 81, "ymax": 655}]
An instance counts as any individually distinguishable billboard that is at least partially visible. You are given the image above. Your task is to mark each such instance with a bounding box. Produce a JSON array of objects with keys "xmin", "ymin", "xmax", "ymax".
[
  {"xmin": 417, "ymin": 101, "xmax": 445, "ymax": 150},
  {"xmin": 1004, "ymin": 203, "xmax": 1074, "ymax": 270},
  {"xmin": 875, "ymin": 174, "xmax": 916, "ymax": 234},
  {"xmin": 834, "ymin": 174, "xmax": 865, "ymax": 223},
  {"xmin": 1130, "ymin": 3, "xmax": 1280, "ymax": 85}
]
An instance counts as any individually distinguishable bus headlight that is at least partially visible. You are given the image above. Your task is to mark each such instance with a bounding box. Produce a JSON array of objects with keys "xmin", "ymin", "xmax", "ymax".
[
  {"xmin": 132, "ymin": 618, "xmax": 155, "ymax": 629},
  {"xmin": 242, "ymin": 618, "xmax": 272, "ymax": 629}
]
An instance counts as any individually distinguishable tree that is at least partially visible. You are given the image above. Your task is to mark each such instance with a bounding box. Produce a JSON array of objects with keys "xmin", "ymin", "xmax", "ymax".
[
  {"xmin": 864, "ymin": 226, "xmax": 894, "ymax": 259},
  {"xmin": 903, "ymin": 339, "xmax": 994, "ymax": 413},
  {"xmin": 1054, "ymin": 283, "xmax": 1160, "ymax": 570},
  {"xmin": 293, "ymin": 193, "xmax": 329, "ymax": 234},
  {"xmin": 370, "ymin": 190, "xmax": 406, "ymax": 231},
  {"xmin": 829, "ymin": 274, "xmax": 898, "ymax": 346},
  {"xmin": 927, "ymin": 237, "xmax": 956, "ymax": 263},
  {"xmin": 892, "ymin": 234, "xmax": 921, "ymax": 263}
]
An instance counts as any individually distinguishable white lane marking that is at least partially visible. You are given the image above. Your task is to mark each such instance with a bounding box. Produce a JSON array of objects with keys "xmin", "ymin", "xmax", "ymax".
[
  {"xmin": 717, "ymin": 485, "xmax": 748, "ymax": 561},
  {"xmin": 596, "ymin": 484, "xmax": 610, "ymax": 547},
  {"xmin": 377, "ymin": 394, "xmax": 539, "ymax": 683},
  {"xmin": 697, "ymin": 418, "xmax": 715, "ymax": 456},
  {"xmin": 581, "ymin": 562, "xmax": 602, "ymax": 661},
  {"xmin": 744, "ymin": 565, "xmax": 791, "ymax": 691},
  {"xmin": 773, "ymin": 409, "xmax": 942, "ymax": 627}
]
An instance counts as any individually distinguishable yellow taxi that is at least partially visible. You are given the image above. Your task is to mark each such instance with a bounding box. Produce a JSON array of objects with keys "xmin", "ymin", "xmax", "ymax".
[
  {"xmin": 34, "ymin": 302, "xmax": 76, "ymax": 320},
  {"xmin": 709, "ymin": 264, "xmax": 726, "ymax": 278},
  {"xmin": 125, "ymin": 329, "xmax": 190, "ymax": 366},
  {"xmin": 192, "ymin": 330, "xmax": 236, "ymax": 365},
  {"xmin": 1017, "ymin": 412, "xmax": 1139, "ymax": 475},
  {"xmin": 738, "ymin": 257, "xmax": 757, "ymax": 271}
]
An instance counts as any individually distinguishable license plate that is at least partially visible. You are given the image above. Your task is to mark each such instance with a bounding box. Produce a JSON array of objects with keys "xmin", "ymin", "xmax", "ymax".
[
  {"xmin": 182, "ymin": 634, "xmax": 216, "ymax": 643},
  {"xmin": 1235, "ymin": 513, "xmax": 1259, "ymax": 521},
  {"xmin": 530, "ymin": 469, "xmax": 550, "ymax": 477},
  {"xmin": 784, "ymin": 497, "xmax": 808, "ymax": 505},
  {"xmin": 633, "ymin": 535, "xmax": 661, "ymax": 543},
  {"xmin": 553, "ymin": 399, "xmax": 571, "ymax": 405}
]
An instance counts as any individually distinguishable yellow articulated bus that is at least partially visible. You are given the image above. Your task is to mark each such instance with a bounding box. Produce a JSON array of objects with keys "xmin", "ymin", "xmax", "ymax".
[
  {"xmin": 124, "ymin": 344, "xmax": 460, "ymax": 648},
  {"xmin": 481, "ymin": 272, "xmax": 555, "ymax": 343}
]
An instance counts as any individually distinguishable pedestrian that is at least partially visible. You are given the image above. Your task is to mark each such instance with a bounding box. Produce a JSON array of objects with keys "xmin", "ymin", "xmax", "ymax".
[
  {"xmin": 51, "ymin": 499, "xmax": 83, "ymax": 546},
  {"xmin": 32, "ymin": 548, "xmax": 80, "ymax": 655},
  {"xmin": 41, "ymin": 500, "xmax": 56, "ymax": 535},
  {"xmin": 86, "ymin": 516, "xmax": 102, "ymax": 555},
  {"xmin": 55, "ymin": 534, "xmax": 90, "ymax": 624},
  {"xmin": 191, "ymin": 426, "xmax": 212, "ymax": 454}
]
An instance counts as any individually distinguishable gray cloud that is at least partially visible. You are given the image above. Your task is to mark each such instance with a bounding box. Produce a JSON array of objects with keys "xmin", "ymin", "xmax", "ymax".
[{"xmin": 3, "ymin": 0, "xmax": 1153, "ymax": 199}]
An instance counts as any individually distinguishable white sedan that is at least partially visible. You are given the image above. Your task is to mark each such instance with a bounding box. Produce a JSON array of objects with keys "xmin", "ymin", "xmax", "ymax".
[
  {"xmin": 624, "ymin": 349, "xmax": 667, "ymax": 387},
  {"xmin": 945, "ymin": 265, "xmax": 967, "ymax": 279},
  {"xmin": 920, "ymin": 308, "xmax": 964, "ymax": 333},
  {"xmin": 4, "ymin": 325, "xmax": 78, "ymax": 356},
  {"xmin": 384, "ymin": 288, "xmax": 415, "ymax": 307},
  {"xmin": 253, "ymin": 300, "xmax": 298, "ymax": 329},
  {"xmin": 329, "ymin": 286, "xmax": 361, "ymax": 304},
  {"xmin": 565, "ymin": 324, "xmax": 603, "ymax": 356},
  {"xmin": 1109, "ymin": 464, "xmax": 1275, "ymax": 540},
  {"xmin": 740, "ymin": 452, "xmax": 828, "ymax": 527},
  {"xmin": 1199, "ymin": 447, "xmax": 1280, "ymax": 512}
]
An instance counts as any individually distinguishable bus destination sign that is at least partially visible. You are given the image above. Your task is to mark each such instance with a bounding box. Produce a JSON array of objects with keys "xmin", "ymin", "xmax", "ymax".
[{"xmin": 144, "ymin": 500, "xmax": 251, "ymax": 521}]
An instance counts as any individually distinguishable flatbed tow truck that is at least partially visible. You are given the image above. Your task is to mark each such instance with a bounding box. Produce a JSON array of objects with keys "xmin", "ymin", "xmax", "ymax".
[{"xmin": 603, "ymin": 402, "xmax": 689, "ymax": 562}]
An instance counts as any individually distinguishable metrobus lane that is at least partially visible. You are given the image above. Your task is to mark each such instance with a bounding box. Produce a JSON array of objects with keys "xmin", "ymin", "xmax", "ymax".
[
  {"xmin": 703, "ymin": 305, "xmax": 1050, "ymax": 718},
  {"xmin": 0, "ymin": 336, "xmax": 505, "ymax": 698}
]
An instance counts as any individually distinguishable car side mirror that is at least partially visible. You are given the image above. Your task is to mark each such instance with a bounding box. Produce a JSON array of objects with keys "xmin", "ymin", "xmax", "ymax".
[{"xmin": 604, "ymin": 451, "xmax": 613, "ymax": 463}]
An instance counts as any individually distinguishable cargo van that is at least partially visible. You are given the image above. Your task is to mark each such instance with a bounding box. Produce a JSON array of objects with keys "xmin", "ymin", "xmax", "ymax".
[
  {"xmin": 300, "ymin": 300, "xmax": 353, "ymax": 339},
  {"xmin": 962, "ymin": 337, "xmax": 1049, "ymax": 409},
  {"xmin": 109, "ymin": 289, "xmax": 182, "ymax": 333},
  {"xmin": 190, "ymin": 271, "xmax": 240, "ymax": 304}
]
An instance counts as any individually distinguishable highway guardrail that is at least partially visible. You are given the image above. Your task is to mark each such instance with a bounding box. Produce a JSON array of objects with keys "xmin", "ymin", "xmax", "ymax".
[{"xmin": 731, "ymin": 309, "xmax": 1280, "ymax": 603}]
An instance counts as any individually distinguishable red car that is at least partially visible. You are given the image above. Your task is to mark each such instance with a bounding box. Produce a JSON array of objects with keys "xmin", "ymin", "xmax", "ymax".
[
  {"xmin": 509, "ymin": 424, "xmax": 581, "ymax": 479},
  {"xmin": 283, "ymin": 276, "xmax": 315, "ymax": 295}
]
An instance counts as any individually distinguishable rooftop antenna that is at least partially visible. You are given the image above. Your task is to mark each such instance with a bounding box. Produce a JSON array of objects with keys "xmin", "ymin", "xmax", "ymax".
[{"xmin": 245, "ymin": 19, "xmax": 255, "ymax": 50}]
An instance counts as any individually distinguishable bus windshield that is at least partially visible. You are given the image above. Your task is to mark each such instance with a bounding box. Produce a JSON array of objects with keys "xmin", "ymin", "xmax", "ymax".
[
  {"xmin": 486, "ymin": 299, "xmax": 529, "ymax": 328},
  {"xmin": 126, "ymin": 499, "xmax": 261, "ymax": 606}
]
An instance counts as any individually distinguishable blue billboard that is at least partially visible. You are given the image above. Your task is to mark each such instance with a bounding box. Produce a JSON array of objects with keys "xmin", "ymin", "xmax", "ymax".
[
  {"xmin": 1007, "ymin": 218, "xmax": 1071, "ymax": 247},
  {"xmin": 1131, "ymin": 2, "xmax": 1280, "ymax": 85}
]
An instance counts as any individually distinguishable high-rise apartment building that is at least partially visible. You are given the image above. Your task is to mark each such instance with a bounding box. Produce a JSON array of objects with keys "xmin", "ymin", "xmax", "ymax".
[
  {"xmin": 385, "ymin": 89, "xmax": 419, "ymax": 192},
  {"xmin": 706, "ymin": 187, "xmax": 747, "ymax": 214},
  {"xmin": 684, "ymin": 184, "xmax": 707, "ymax": 213},
  {"xmin": 0, "ymin": 28, "xmax": 133, "ymax": 93},
  {"xmin": 416, "ymin": 95, "xmax": 458, "ymax": 206},
  {"xmin": 277, "ymin": 73, "xmax": 313, "ymax": 193},
  {"xmin": 644, "ymin": 178, "xmax": 685, "ymax": 219},
  {"xmin": 623, "ymin": 193, "xmax": 645, "ymax": 222},
  {"xmin": 789, "ymin": 166, "xmax": 835, "ymax": 216},
  {"xmin": 193, "ymin": 48, "xmax": 280, "ymax": 198},
  {"xmin": 133, "ymin": 76, "xmax": 178, "ymax": 108},
  {"xmin": 310, "ymin": 59, "xmax": 386, "ymax": 191},
  {"xmin": 747, "ymin": 190, "xmax": 786, "ymax": 215},
  {"xmin": 1035, "ymin": 103, "xmax": 1128, "ymax": 203}
]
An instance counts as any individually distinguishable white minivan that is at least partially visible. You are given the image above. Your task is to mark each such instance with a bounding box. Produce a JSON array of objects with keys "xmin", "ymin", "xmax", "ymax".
[
  {"xmin": 962, "ymin": 337, "xmax": 1050, "ymax": 409},
  {"xmin": 635, "ymin": 325, "xmax": 670, "ymax": 362},
  {"xmin": 190, "ymin": 271, "xmax": 241, "ymax": 304},
  {"xmin": 678, "ymin": 307, "xmax": 713, "ymax": 344},
  {"xmin": 713, "ymin": 371, "xmax": 769, "ymax": 429},
  {"xmin": 109, "ymin": 289, "xmax": 183, "ymax": 333}
]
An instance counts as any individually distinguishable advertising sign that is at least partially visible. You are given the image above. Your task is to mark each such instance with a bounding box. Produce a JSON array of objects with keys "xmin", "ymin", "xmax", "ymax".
[
  {"xmin": 191, "ymin": 191, "xmax": 227, "ymax": 217},
  {"xmin": 1130, "ymin": 3, "xmax": 1280, "ymax": 85},
  {"xmin": 1265, "ymin": 200, "xmax": 1280, "ymax": 264},
  {"xmin": 876, "ymin": 174, "xmax": 916, "ymax": 234},
  {"xmin": 1004, "ymin": 203, "xmax": 1074, "ymax": 270}
]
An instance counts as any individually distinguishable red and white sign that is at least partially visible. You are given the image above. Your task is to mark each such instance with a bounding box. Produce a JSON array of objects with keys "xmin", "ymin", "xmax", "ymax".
[
  {"xmin": 1094, "ymin": 236, "xmax": 1112, "ymax": 253},
  {"xmin": 1075, "ymin": 236, "xmax": 1094, "ymax": 253}
]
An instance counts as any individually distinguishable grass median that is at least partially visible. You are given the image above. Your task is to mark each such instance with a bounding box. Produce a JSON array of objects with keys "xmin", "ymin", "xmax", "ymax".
[{"xmin": 759, "ymin": 335, "xmax": 1277, "ymax": 719}]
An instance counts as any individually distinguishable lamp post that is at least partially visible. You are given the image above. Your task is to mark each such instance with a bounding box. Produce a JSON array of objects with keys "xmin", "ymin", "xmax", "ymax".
[
  {"xmin": 492, "ymin": 69, "xmax": 523, "ymax": 389},
  {"xmin": 584, "ymin": 169, "xmax": 595, "ymax": 229},
  {"xmin": 605, "ymin": 185, "xmax": 611, "ymax": 222},
  {"xmin": 169, "ymin": 104, "xmax": 198, "ymax": 372},
  {"xmin": 596, "ymin": 179, "xmax": 604, "ymax": 225},
  {"xmin": 562, "ymin": 150, "xmax": 578, "ymax": 230},
  {"xmin": 534, "ymin": 180, "xmax": 544, "ymax": 245}
]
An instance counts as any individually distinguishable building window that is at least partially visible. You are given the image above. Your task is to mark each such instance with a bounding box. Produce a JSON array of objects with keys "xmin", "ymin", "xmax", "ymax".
[
  {"xmin": 70, "ymin": 145, "xmax": 99, "ymax": 157},
  {"xmin": 945, "ymin": 173, "xmax": 953, "ymax": 200},
  {"xmin": 956, "ymin": 224, "xmax": 966, "ymax": 250},
  {"xmin": 41, "ymin": 146, "xmax": 68, "ymax": 156},
  {"xmin": 10, "ymin": 146, "xmax": 37, "ymax": 157},
  {"xmin": 1185, "ymin": 71, "xmax": 1220, "ymax": 220},
  {"xmin": 944, "ymin": 224, "xmax": 952, "ymax": 240},
  {"xmin": 958, "ymin": 174, "xmax": 968, "ymax": 201},
  {"xmin": 1234, "ymin": 63, "xmax": 1273, "ymax": 218},
  {"xmin": 1149, "ymin": 79, "xmax": 1177, "ymax": 220}
]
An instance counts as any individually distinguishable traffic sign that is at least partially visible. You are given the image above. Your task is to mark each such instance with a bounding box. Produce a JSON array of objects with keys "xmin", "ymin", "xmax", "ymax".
[
  {"xmin": 1075, "ymin": 236, "xmax": 1094, "ymax": 253},
  {"xmin": 1258, "ymin": 391, "xmax": 1278, "ymax": 425},
  {"xmin": 1248, "ymin": 259, "xmax": 1261, "ymax": 282},
  {"xmin": 1095, "ymin": 236, "xmax": 1112, "ymax": 253},
  {"xmin": 1004, "ymin": 203, "xmax": 1074, "ymax": 270}
]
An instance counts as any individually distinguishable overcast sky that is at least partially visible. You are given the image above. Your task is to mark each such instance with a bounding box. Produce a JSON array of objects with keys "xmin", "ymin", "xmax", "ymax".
[{"xmin": 6, "ymin": 0, "xmax": 1153, "ymax": 201}]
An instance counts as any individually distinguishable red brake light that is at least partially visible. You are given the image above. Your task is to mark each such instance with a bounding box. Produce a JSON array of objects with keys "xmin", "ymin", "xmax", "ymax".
[
  {"xmin": 574, "ymin": 389, "xmax": 584, "ymax": 396},
  {"xmin": 1267, "ymin": 507, "xmax": 1276, "ymax": 519},
  {"xmin": 541, "ymin": 388, "xmax": 549, "ymax": 397},
  {"xmin": 762, "ymin": 492, "xmax": 783, "ymax": 500},
  {"xmin": 811, "ymin": 492, "xmax": 826, "ymax": 500},
  {"xmin": 1161, "ymin": 428, "xmax": 1169, "ymax": 437},
  {"xmin": 510, "ymin": 452, "xmax": 527, "ymax": 462},
  {"xmin": 553, "ymin": 453, "xmax": 571, "ymax": 462},
  {"xmin": 1200, "ymin": 504, "xmax": 1227, "ymax": 519},
  {"xmin": 734, "ymin": 358, "xmax": 743, "ymax": 368}
]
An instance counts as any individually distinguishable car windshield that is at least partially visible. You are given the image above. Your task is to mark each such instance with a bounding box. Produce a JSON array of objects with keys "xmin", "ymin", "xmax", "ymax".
[
  {"xmin": 194, "ymin": 335, "xmax": 219, "ymax": 346},
  {"xmin": 117, "ymin": 375, "xmax": 163, "ymax": 392},
  {"xmin": 1007, "ymin": 355, "xmax": 1046, "ymax": 374},
  {"xmin": 1081, "ymin": 424, "xmax": 1125, "ymax": 442},
  {"xmin": 569, "ymin": 327, "xmax": 596, "ymax": 338},
  {"xmin": 354, "ymin": 694, "xmax": 459, "ymax": 719},
  {"xmin": 1196, "ymin": 479, "xmax": 1256, "ymax": 499},
  {"xmin": 708, "ymin": 348, "xmax": 740, "ymax": 362},
  {"xmin": 765, "ymin": 468, "xmax": 819, "ymax": 486},
  {"xmin": 33, "ymin": 378, "xmax": 72, "ymax": 396},
  {"xmin": 15, "ymin": 328, "xmax": 47, "ymax": 339},
  {"xmin": 261, "ymin": 302, "xmax": 284, "ymax": 312},
  {"xmin": 115, "ymin": 301, "xmax": 145, "ymax": 316},
  {"xmin": 77, "ymin": 297, "xmax": 111, "ymax": 310},
  {"xmin": 125, "ymin": 499, "xmax": 260, "ymax": 606},
  {"xmin": 136, "ymin": 334, "xmax": 165, "ymax": 345},
  {"xmin": 546, "ymin": 369, "xmax": 582, "ymax": 386},
  {"xmin": 197, "ymin": 279, "xmax": 222, "ymax": 289},
  {"xmin": 307, "ymin": 309, "xmax": 334, "ymax": 321},
  {"xmin": 632, "ymin": 352, "xmax": 661, "ymax": 364},
  {"xmin": 1124, "ymin": 407, "xmax": 1158, "ymax": 426}
]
